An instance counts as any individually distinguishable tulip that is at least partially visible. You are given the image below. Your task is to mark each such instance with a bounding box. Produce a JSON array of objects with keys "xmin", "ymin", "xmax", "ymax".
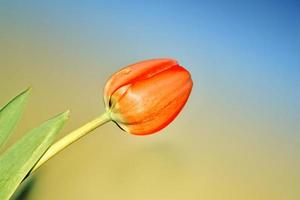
[
  {"xmin": 104, "ymin": 58, "xmax": 193, "ymax": 135},
  {"xmin": 32, "ymin": 58, "xmax": 192, "ymax": 173}
]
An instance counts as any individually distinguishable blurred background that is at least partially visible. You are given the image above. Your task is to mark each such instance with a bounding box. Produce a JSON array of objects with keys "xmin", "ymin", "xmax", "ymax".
[{"xmin": 0, "ymin": 0, "xmax": 299, "ymax": 199}]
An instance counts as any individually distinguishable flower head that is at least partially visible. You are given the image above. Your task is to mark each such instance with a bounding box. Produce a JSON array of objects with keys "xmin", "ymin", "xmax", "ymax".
[{"xmin": 104, "ymin": 58, "xmax": 193, "ymax": 135}]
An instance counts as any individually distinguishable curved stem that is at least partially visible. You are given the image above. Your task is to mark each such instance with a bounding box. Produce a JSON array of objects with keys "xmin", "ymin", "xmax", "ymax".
[{"xmin": 31, "ymin": 112, "xmax": 111, "ymax": 173}]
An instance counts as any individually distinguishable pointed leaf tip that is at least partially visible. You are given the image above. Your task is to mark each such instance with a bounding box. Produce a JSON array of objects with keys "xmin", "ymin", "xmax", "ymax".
[
  {"xmin": 0, "ymin": 88, "xmax": 31, "ymax": 149},
  {"xmin": 0, "ymin": 111, "xmax": 68, "ymax": 200}
]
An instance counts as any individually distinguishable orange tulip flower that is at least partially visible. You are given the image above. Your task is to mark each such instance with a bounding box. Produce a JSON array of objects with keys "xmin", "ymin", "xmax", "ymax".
[{"xmin": 104, "ymin": 58, "xmax": 193, "ymax": 135}]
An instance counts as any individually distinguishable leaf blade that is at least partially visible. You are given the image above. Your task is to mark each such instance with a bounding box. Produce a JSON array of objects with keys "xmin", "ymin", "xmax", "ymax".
[
  {"xmin": 0, "ymin": 111, "xmax": 69, "ymax": 200},
  {"xmin": 0, "ymin": 88, "xmax": 31, "ymax": 149},
  {"xmin": 10, "ymin": 177, "xmax": 35, "ymax": 200}
]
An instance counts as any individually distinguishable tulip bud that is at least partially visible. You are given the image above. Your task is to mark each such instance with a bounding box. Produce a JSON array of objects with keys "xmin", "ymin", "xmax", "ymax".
[{"xmin": 104, "ymin": 58, "xmax": 193, "ymax": 135}]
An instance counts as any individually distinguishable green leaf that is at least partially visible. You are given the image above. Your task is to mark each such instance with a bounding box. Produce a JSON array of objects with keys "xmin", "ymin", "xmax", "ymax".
[
  {"xmin": 0, "ymin": 88, "xmax": 31, "ymax": 149},
  {"xmin": 0, "ymin": 111, "xmax": 69, "ymax": 200},
  {"xmin": 10, "ymin": 177, "xmax": 36, "ymax": 200}
]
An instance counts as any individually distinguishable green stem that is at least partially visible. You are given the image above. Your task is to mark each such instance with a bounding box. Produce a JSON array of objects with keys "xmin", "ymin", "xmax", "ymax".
[{"xmin": 31, "ymin": 112, "xmax": 111, "ymax": 173}]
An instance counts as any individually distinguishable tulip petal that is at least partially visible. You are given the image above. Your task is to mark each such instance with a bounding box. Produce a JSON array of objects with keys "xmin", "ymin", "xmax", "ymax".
[
  {"xmin": 104, "ymin": 59, "xmax": 178, "ymax": 108},
  {"xmin": 118, "ymin": 79, "xmax": 192, "ymax": 135}
]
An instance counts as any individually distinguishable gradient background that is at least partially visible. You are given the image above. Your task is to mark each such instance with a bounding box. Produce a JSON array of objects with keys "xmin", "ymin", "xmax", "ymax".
[{"xmin": 0, "ymin": 1, "xmax": 299, "ymax": 199}]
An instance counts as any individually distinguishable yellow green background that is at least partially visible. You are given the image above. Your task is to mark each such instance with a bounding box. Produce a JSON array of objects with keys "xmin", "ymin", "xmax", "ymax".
[{"xmin": 0, "ymin": 1, "xmax": 299, "ymax": 199}]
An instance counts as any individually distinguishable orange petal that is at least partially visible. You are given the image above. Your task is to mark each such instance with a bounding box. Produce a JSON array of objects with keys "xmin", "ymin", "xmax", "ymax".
[
  {"xmin": 104, "ymin": 58, "xmax": 178, "ymax": 108},
  {"xmin": 119, "ymin": 79, "xmax": 192, "ymax": 135}
]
